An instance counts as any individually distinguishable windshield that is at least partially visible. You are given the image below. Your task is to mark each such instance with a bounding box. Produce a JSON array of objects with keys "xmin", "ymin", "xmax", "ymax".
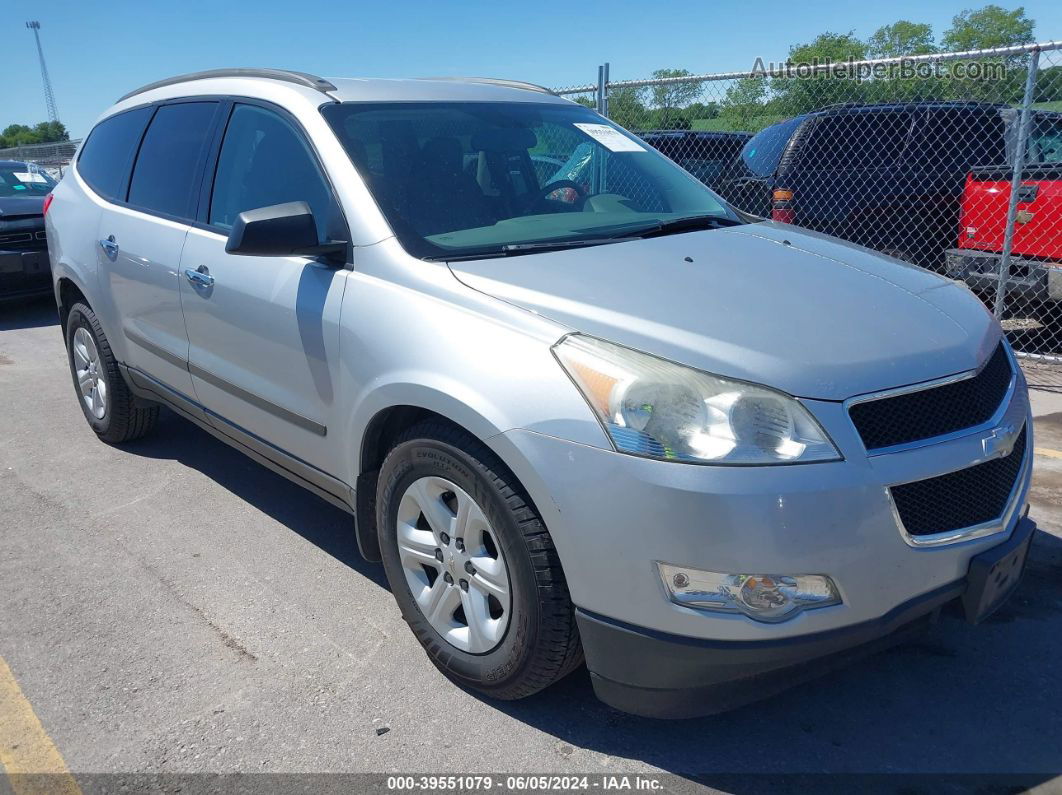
[
  {"xmin": 0, "ymin": 162, "xmax": 56, "ymax": 198},
  {"xmin": 321, "ymin": 102, "xmax": 737, "ymax": 259}
]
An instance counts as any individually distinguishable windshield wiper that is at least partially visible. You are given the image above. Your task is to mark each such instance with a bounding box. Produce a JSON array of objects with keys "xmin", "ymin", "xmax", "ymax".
[
  {"xmin": 425, "ymin": 236, "xmax": 639, "ymax": 262},
  {"xmin": 624, "ymin": 214, "xmax": 745, "ymax": 239},
  {"xmin": 423, "ymin": 216, "xmax": 743, "ymax": 262}
]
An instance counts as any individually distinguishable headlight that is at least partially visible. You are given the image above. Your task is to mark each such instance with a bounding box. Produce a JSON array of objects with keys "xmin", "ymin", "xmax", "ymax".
[
  {"xmin": 658, "ymin": 563, "xmax": 841, "ymax": 622},
  {"xmin": 553, "ymin": 334, "xmax": 840, "ymax": 465}
]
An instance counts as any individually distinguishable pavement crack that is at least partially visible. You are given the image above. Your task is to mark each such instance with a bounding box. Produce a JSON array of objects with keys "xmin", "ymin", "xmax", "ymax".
[{"xmin": 139, "ymin": 562, "xmax": 258, "ymax": 663}]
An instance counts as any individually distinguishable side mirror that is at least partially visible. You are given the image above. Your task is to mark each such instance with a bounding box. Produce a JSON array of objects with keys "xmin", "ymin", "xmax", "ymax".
[{"xmin": 224, "ymin": 201, "xmax": 346, "ymax": 261}]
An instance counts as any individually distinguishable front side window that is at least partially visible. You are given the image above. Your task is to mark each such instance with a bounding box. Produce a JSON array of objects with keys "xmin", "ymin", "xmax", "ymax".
[
  {"xmin": 77, "ymin": 107, "xmax": 153, "ymax": 201},
  {"xmin": 0, "ymin": 162, "xmax": 56, "ymax": 197},
  {"xmin": 210, "ymin": 104, "xmax": 336, "ymax": 240},
  {"xmin": 128, "ymin": 102, "xmax": 218, "ymax": 218},
  {"xmin": 322, "ymin": 101, "xmax": 735, "ymax": 259}
]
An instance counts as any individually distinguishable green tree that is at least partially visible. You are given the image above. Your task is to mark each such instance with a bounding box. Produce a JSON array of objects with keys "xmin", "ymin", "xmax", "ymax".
[
  {"xmin": 940, "ymin": 5, "xmax": 1036, "ymax": 103},
  {"xmin": 867, "ymin": 21, "xmax": 936, "ymax": 57},
  {"xmin": 649, "ymin": 68, "xmax": 704, "ymax": 112},
  {"xmin": 774, "ymin": 32, "xmax": 869, "ymax": 114},
  {"xmin": 606, "ymin": 85, "xmax": 650, "ymax": 130},
  {"xmin": 1034, "ymin": 65, "xmax": 1062, "ymax": 103},
  {"xmin": 0, "ymin": 121, "xmax": 69, "ymax": 149},
  {"xmin": 864, "ymin": 20, "xmax": 949, "ymax": 103},
  {"xmin": 941, "ymin": 5, "xmax": 1035, "ymax": 51},
  {"xmin": 685, "ymin": 101, "xmax": 720, "ymax": 120},
  {"xmin": 720, "ymin": 77, "xmax": 769, "ymax": 129}
]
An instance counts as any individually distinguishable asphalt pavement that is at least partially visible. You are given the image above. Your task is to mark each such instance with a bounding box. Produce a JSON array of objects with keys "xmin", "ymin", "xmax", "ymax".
[{"xmin": 2, "ymin": 295, "xmax": 1061, "ymax": 789}]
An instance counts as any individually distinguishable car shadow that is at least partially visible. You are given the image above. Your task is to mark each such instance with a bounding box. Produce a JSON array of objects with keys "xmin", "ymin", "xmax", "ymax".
[
  {"xmin": 0, "ymin": 295, "xmax": 59, "ymax": 331},
  {"xmin": 119, "ymin": 409, "xmax": 388, "ymax": 591},
  {"xmin": 111, "ymin": 406, "xmax": 1062, "ymax": 783}
]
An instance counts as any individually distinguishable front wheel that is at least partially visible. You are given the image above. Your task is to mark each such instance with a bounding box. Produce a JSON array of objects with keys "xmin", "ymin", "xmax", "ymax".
[{"xmin": 377, "ymin": 421, "xmax": 582, "ymax": 700}]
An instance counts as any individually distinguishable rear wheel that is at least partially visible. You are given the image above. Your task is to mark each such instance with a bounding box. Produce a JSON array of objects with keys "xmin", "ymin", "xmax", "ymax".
[
  {"xmin": 377, "ymin": 421, "xmax": 582, "ymax": 700},
  {"xmin": 65, "ymin": 302, "xmax": 158, "ymax": 443}
]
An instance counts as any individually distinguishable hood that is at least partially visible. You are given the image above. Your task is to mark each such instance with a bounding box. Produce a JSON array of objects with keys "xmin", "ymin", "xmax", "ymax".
[
  {"xmin": 0, "ymin": 195, "xmax": 46, "ymax": 219},
  {"xmin": 448, "ymin": 222, "xmax": 999, "ymax": 401}
]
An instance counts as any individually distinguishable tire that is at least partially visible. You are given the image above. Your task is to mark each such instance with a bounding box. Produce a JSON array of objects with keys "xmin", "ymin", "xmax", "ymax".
[
  {"xmin": 65, "ymin": 302, "xmax": 158, "ymax": 443},
  {"xmin": 377, "ymin": 420, "xmax": 582, "ymax": 700}
]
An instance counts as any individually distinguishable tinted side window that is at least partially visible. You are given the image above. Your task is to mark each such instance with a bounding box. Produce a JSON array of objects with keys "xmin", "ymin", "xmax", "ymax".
[
  {"xmin": 797, "ymin": 111, "xmax": 912, "ymax": 170},
  {"xmin": 210, "ymin": 104, "xmax": 335, "ymax": 239},
  {"xmin": 912, "ymin": 109, "xmax": 1006, "ymax": 171},
  {"xmin": 739, "ymin": 117, "xmax": 803, "ymax": 177},
  {"xmin": 77, "ymin": 107, "xmax": 152, "ymax": 201},
  {"xmin": 127, "ymin": 102, "xmax": 218, "ymax": 219}
]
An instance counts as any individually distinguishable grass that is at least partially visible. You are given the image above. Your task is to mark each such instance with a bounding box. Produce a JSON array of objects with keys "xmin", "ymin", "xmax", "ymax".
[{"xmin": 691, "ymin": 115, "xmax": 788, "ymax": 133}]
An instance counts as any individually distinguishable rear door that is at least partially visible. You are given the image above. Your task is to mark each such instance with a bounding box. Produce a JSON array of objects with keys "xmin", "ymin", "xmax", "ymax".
[
  {"xmin": 179, "ymin": 101, "xmax": 350, "ymax": 477},
  {"xmin": 95, "ymin": 101, "xmax": 221, "ymax": 396}
]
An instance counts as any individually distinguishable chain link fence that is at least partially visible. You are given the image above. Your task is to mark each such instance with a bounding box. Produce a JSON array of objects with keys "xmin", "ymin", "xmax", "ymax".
[
  {"xmin": 556, "ymin": 41, "xmax": 1062, "ymax": 389},
  {"xmin": 0, "ymin": 139, "xmax": 80, "ymax": 179}
]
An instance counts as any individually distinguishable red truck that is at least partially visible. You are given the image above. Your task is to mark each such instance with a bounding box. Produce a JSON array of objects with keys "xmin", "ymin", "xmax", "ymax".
[{"xmin": 945, "ymin": 112, "xmax": 1062, "ymax": 309}]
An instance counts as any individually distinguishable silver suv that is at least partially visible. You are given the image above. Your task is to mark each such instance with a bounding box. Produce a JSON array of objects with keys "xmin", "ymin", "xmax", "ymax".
[{"xmin": 47, "ymin": 69, "xmax": 1035, "ymax": 718}]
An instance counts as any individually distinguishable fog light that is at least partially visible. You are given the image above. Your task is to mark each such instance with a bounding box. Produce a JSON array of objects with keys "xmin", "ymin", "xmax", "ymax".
[{"xmin": 657, "ymin": 563, "xmax": 840, "ymax": 623}]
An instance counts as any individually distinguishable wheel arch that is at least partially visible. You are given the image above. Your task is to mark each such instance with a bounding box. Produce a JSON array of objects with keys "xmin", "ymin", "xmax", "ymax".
[
  {"xmin": 351, "ymin": 387, "xmax": 536, "ymax": 564},
  {"xmin": 56, "ymin": 276, "xmax": 91, "ymax": 332}
]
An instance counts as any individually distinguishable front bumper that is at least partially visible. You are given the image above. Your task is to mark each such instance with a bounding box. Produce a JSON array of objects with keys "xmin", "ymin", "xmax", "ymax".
[
  {"xmin": 576, "ymin": 515, "xmax": 1034, "ymax": 718},
  {"xmin": 489, "ymin": 367, "xmax": 1033, "ymax": 715},
  {"xmin": 945, "ymin": 248, "xmax": 1062, "ymax": 304}
]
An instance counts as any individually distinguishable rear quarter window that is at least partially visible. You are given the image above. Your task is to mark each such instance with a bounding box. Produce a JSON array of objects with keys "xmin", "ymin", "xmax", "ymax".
[
  {"xmin": 911, "ymin": 108, "xmax": 1006, "ymax": 171},
  {"xmin": 795, "ymin": 110, "xmax": 912, "ymax": 170},
  {"xmin": 77, "ymin": 107, "xmax": 153, "ymax": 201}
]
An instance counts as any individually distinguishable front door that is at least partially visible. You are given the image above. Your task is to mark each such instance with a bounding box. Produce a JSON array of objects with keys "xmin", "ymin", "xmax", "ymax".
[{"xmin": 179, "ymin": 102, "xmax": 349, "ymax": 477}]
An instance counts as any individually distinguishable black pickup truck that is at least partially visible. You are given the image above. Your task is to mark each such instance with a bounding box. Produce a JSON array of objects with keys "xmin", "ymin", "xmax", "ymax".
[{"xmin": 1, "ymin": 160, "xmax": 56, "ymax": 302}]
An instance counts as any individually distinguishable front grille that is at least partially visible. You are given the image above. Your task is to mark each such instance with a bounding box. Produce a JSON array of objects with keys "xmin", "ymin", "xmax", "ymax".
[
  {"xmin": 850, "ymin": 343, "xmax": 1012, "ymax": 451},
  {"xmin": 890, "ymin": 424, "xmax": 1026, "ymax": 538},
  {"xmin": 0, "ymin": 232, "xmax": 34, "ymax": 246}
]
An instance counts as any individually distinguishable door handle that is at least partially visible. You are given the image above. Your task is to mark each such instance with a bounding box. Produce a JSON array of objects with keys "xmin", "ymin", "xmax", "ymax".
[
  {"xmin": 184, "ymin": 266, "xmax": 215, "ymax": 288},
  {"xmin": 99, "ymin": 235, "xmax": 119, "ymax": 258}
]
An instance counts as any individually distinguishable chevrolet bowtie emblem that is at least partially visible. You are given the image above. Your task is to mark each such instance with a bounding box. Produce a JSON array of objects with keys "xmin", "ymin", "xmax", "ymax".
[{"xmin": 982, "ymin": 423, "xmax": 1019, "ymax": 460}]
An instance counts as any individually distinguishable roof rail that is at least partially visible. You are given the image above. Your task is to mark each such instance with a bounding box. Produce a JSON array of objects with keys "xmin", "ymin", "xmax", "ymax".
[
  {"xmin": 811, "ymin": 99, "xmax": 1005, "ymax": 113},
  {"xmin": 117, "ymin": 68, "xmax": 338, "ymax": 103},
  {"xmin": 418, "ymin": 77, "xmax": 556, "ymax": 95}
]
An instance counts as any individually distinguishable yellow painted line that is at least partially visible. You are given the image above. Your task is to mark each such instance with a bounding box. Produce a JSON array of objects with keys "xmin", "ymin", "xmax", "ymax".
[
  {"xmin": 1036, "ymin": 447, "xmax": 1062, "ymax": 460},
  {"xmin": 0, "ymin": 656, "xmax": 80, "ymax": 795}
]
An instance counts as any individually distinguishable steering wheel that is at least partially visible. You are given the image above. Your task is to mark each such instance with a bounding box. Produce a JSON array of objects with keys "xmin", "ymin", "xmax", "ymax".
[{"xmin": 530, "ymin": 179, "xmax": 588, "ymax": 210}]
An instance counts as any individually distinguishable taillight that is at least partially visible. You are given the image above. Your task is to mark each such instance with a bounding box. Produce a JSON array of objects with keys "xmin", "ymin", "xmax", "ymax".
[
  {"xmin": 771, "ymin": 188, "xmax": 795, "ymax": 224},
  {"xmin": 42, "ymin": 192, "xmax": 54, "ymax": 217}
]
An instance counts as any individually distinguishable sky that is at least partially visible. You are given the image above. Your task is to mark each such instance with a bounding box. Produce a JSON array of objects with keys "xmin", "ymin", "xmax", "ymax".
[{"xmin": 4, "ymin": 0, "xmax": 1062, "ymax": 138}]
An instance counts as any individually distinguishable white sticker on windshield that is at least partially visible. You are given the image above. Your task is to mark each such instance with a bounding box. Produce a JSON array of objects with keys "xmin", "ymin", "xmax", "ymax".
[
  {"xmin": 13, "ymin": 172, "xmax": 48, "ymax": 184},
  {"xmin": 573, "ymin": 123, "xmax": 646, "ymax": 152}
]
